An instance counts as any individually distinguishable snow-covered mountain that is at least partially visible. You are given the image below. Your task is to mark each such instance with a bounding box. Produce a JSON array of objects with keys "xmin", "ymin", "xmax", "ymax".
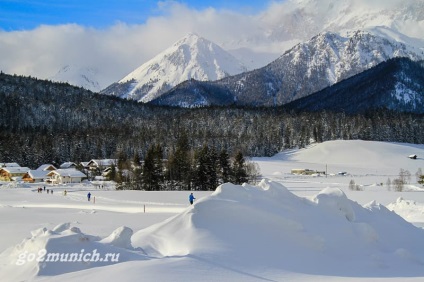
[
  {"xmin": 101, "ymin": 33, "xmax": 247, "ymax": 103},
  {"xmin": 49, "ymin": 65, "xmax": 102, "ymax": 92},
  {"xmin": 251, "ymin": 0, "xmax": 424, "ymax": 49},
  {"xmin": 150, "ymin": 29, "xmax": 424, "ymax": 107}
]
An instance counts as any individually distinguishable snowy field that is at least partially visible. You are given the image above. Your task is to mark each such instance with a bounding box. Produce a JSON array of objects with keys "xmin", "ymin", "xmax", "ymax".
[{"xmin": 1, "ymin": 140, "xmax": 424, "ymax": 281}]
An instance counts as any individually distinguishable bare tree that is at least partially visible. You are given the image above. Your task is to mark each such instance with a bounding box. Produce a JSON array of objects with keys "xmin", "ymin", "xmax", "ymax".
[
  {"xmin": 393, "ymin": 178, "xmax": 404, "ymax": 192},
  {"xmin": 386, "ymin": 178, "xmax": 392, "ymax": 191},
  {"xmin": 415, "ymin": 168, "xmax": 423, "ymax": 183},
  {"xmin": 399, "ymin": 168, "xmax": 411, "ymax": 184},
  {"xmin": 349, "ymin": 179, "xmax": 356, "ymax": 191},
  {"xmin": 246, "ymin": 159, "xmax": 262, "ymax": 185}
]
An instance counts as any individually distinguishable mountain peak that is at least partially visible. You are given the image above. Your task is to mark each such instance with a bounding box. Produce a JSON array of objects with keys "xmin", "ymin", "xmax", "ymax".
[
  {"xmin": 176, "ymin": 32, "xmax": 201, "ymax": 44},
  {"xmin": 101, "ymin": 33, "xmax": 247, "ymax": 103}
]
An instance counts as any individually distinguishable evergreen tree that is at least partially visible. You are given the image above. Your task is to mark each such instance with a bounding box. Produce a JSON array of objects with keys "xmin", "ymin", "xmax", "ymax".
[
  {"xmin": 129, "ymin": 152, "xmax": 143, "ymax": 189},
  {"xmin": 192, "ymin": 145, "xmax": 219, "ymax": 191},
  {"xmin": 418, "ymin": 175, "xmax": 424, "ymax": 185},
  {"xmin": 108, "ymin": 163, "xmax": 117, "ymax": 181},
  {"xmin": 232, "ymin": 151, "xmax": 248, "ymax": 185},
  {"xmin": 218, "ymin": 149, "xmax": 232, "ymax": 184},
  {"xmin": 193, "ymin": 145, "xmax": 209, "ymax": 190},
  {"xmin": 167, "ymin": 133, "xmax": 192, "ymax": 190},
  {"xmin": 142, "ymin": 145, "xmax": 163, "ymax": 191},
  {"xmin": 153, "ymin": 144, "xmax": 165, "ymax": 190},
  {"xmin": 206, "ymin": 147, "xmax": 219, "ymax": 190}
]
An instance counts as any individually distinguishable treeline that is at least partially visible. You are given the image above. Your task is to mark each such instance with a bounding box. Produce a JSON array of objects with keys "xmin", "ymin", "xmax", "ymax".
[
  {"xmin": 1, "ymin": 72, "xmax": 424, "ymax": 171},
  {"xmin": 107, "ymin": 138, "xmax": 258, "ymax": 191}
]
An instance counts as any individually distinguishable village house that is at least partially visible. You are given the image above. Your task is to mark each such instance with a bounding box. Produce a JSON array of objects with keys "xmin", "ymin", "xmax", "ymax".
[
  {"xmin": 0, "ymin": 167, "xmax": 31, "ymax": 181},
  {"xmin": 46, "ymin": 169, "xmax": 87, "ymax": 184},
  {"xmin": 22, "ymin": 170, "xmax": 49, "ymax": 183},
  {"xmin": 37, "ymin": 164, "xmax": 57, "ymax": 171},
  {"xmin": 59, "ymin": 162, "xmax": 77, "ymax": 169},
  {"xmin": 80, "ymin": 161, "xmax": 90, "ymax": 169},
  {"xmin": 87, "ymin": 159, "xmax": 117, "ymax": 171}
]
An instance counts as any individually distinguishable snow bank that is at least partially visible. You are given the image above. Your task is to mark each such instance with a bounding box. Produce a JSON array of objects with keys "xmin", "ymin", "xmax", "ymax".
[
  {"xmin": 132, "ymin": 180, "xmax": 424, "ymax": 276},
  {"xmin": 387, "ymin": 197, "xmax": 424, "ymax": 226},
  {"xmin": 313, "ymin": 187, "xmax": 356, "ymax": 221},
  {"xmin": 100, "ymin": 226, "xmax": 133, "ymax": 249},
  {"xmin": 0, "ymin": 223, "xmax": 144, "ymax": 281}
]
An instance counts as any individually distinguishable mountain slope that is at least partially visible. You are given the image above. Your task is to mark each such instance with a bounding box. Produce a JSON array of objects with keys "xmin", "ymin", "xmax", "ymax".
[
  {"xmin": 284, "ymin": 58, "xmax": 424, "ymax": 114},
  {"xmin": 49, "ymin": 65, "xmax": 102, "ymax": 92},
  {"xmin": 150, "ymin": 30, "xmax": 424, "ymax": 107},
  {"xmin": 101, "ymin": 33, "xmax": 247, "ymax": 103}
]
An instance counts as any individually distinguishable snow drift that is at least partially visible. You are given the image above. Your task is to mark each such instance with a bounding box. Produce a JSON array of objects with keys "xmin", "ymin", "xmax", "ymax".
[
  {"xmin": 0, "ymin": 223, "xmax": 143, "ymax": 281},
  {"xmin": 133, "ymin": 180, "xmax": 424, "ymax": 277}
]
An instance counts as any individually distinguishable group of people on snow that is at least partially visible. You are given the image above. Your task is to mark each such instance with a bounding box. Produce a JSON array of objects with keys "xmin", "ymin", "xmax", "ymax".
[{"xmin": 37, "ymin": 186, "xmax": 53, "ymax": 194}]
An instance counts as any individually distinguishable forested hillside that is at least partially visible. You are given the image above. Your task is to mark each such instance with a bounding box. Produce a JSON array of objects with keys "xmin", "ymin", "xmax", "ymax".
[
  {"xmin": 1, "ymin": 72, "xmax": 423, "ymax": 169},
  {"xmin": 285, "ymin": 58, "xmax": 424, "ymax": 113}
]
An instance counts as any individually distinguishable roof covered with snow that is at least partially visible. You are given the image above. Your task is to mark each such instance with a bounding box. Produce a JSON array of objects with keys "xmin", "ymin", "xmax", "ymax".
[
  {"xmin": 47, "ymin": 169, "xmax": 86, "ymax": 178},
  {"xmin": 1, "ymin": 167, "xmax": 30, "ymax": 174},
  {"xmin": 26, "ymin": 170, "xmax": 48, "ymax": 179},
  {"xmin": 36, "ymin": 164, "xmax": 57, "ymax": 171}
]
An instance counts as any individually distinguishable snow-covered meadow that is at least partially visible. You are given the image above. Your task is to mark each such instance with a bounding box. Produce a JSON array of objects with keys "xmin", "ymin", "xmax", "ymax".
[{"xmin": 1, "ymin": 140, "xmax": 424, "ymax": 281}]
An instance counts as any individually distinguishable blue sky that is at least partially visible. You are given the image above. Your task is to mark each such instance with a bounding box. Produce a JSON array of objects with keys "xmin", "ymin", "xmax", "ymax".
[{"xmin": 0, "ymin": 0, "xmax": 270, "ymax": 31}]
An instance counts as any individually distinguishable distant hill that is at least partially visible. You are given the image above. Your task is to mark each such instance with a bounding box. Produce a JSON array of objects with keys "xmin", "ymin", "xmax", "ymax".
[
  {"xmin": 49, "ymin": 65, "xmax": 102, "ymax": 92},
  {"xmin": 284, "ymin": 58, "xmax": 424, "ymax": 114}
]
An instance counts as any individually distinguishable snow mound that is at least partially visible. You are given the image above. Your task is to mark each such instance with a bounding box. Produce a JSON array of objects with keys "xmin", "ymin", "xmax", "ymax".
[
  {"xmin": 132, "ymin": 179, "xmax": 424, "ymax": 276},
  {"xmin": 52, "ymin": 222, "xmax": 71, "ymax": 233},
  {"xmin": 100, "ymin": 226, "xmax": 133, "ymax": 249},
  {"xmin": 313, "ymin": 187, "xmax": 356, "ymax": 221},
  {"xmin": 387, "ymin": 197, "xmax": 424, "ymax": 225},
  {"xmin": 0, "ymin": 224, "xmax": 144, "ymax": 281}
]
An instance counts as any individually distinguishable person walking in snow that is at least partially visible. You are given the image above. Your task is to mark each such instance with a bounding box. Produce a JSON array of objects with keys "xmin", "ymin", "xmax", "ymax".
[
  {"xmin": 189, "ymin": 192, "xmax": 195, "ymax": 205},
  {"xmin": 87, "ymin": 192, "xmax": 91, "ymax": 201}
]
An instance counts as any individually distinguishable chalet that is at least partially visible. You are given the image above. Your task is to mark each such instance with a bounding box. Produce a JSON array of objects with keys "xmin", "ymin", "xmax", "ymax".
[
  {"xmin": 0, "ymin": 167, "xmax": 30, "ymax": 181},
  {"xmin": 87, "ymin": 159, "xmax": 117, "ymax": 170},
  {"xmin": 80, "ymin": 162, "xmax": 90, "ymax": 169},
  {"xmin": 60, "ymin": 162, "xmax": 77, "ymax": 169},
  {"xmin": 37, "ymin": 164, "xmax": 57, "ymax": 171},
  {"xmin": 22, "ymin": 170, "xmax": 48, "ymax": 183},
  {"xmin": 46, "ymin": 169, "xmax": 86, "ymax": 184}
]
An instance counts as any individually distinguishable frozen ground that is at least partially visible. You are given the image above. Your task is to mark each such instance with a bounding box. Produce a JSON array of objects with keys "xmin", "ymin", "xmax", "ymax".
[{"xmin": 1, "ymin": 140, "xmax": 424, "ymax": 281}]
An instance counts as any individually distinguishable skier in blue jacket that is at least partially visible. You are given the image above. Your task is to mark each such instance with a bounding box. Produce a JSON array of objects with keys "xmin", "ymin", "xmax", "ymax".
[{"xmin": 189, "ymin": 193, "xmax": 195, "ymax": 205}]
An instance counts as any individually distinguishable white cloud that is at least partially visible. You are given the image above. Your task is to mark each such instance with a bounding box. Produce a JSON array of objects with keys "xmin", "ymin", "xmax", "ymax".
[{"xmin": 0, "ymin": 2, "xmax": 273, "ymax": 88}]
